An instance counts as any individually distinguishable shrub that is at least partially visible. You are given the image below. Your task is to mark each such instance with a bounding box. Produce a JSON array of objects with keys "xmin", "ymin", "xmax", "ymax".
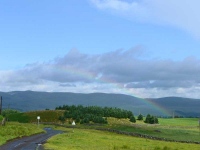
[
  {"xmin": 137, "ymin": 114, "xmax": 143, "ymax": 120},
  {"xmin": 2, "ymin": 109, "xmax": 20, "ymax": 117},
  {"xmin": 0, "ymin": 115, "xmax": 3, "ymax": 121},
  {"xmin": 129, "ymin": 116, "xmax": 136, "ymax": 123},
  {"xmin": 7, "ymin": 113, "xmax": 30, "ymax": 123},
  {"xmin": 144, "ymin": 114, "xmax": 159, "ymax": 124}
]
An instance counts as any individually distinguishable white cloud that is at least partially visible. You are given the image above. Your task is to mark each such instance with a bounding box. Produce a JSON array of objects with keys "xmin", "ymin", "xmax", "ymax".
[
  {"xmin": 90, "ymin": 0, "xmax": 200, "ymax": 38},
  {"xmin": 90, "ymin": 0, "xmax": 139, "ymax": 11},
  {"xmin": 1, "ymin": 49, "xmax": 200, "ymax": 98}
]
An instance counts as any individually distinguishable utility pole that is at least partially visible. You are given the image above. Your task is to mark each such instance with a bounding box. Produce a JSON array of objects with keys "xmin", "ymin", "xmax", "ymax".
[
  {"xmin": 0, "ymin": 96, "xmax": 2, "ymax": 115},
  {"xmin": 199, "ymin": 116, "xmax": 200, "ymax": 136}
]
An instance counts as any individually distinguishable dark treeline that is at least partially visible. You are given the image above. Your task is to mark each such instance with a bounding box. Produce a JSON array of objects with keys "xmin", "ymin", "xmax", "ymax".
[{"xmin": 56, "ymin": 105, "xmax": 135, "ymax": 124}]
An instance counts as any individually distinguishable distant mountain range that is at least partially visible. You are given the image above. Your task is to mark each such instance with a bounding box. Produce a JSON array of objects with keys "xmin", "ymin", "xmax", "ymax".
[{"xmin": 0, "ymin": 91, "xmax": 200, "ymax": 117}]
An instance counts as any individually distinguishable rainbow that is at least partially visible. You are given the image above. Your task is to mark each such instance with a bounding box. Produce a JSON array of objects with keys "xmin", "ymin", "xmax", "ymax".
[{"xmin": 53, "ymin": 64, "xmax": 172, "ymax": 116}]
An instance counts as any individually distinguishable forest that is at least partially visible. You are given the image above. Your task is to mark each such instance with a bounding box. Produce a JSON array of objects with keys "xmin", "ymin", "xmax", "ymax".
[{"xmin": 56, "ymin": 105, "xmax": 136, "ymax": 124}]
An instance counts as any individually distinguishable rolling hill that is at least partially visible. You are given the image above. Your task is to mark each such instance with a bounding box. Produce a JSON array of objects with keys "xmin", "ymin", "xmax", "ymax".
[{"xmin": 0, "ymin": 91, "xmax": 199, "ymax": 117}]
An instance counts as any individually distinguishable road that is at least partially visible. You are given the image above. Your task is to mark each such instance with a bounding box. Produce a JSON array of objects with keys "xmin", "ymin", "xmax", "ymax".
[{"xmin": 0, "ymin": 128, "xmax": 62, "ymax": 150}]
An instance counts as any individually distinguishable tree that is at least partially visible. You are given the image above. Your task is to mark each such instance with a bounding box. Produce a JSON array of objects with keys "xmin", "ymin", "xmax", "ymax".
[
  {"xmin": 144, "ymin": 114, "xmax": 159, "ymax": 124},
  {"xmin": 58, "ymin": 105, "xmax": 135, "ymax": 124},
  {"xmin": 137, "ymin": 114, "xmax": 143, "ymax": 120},
  {"xmin": 0, "ymin": 115, "xmax": 3, "ymax": 121},
  {"xmin": 144, "ymin": 114, "xmax": 151, "ymax": 123},
  {"xmin": 58, "ymin": 116, "xmax": 65, "ymax": 124},
  {"xmin": 129, "ymin": 116, "xmax": 136, "ymax": 123},
  {"xmin": 2, "ymin": 109, "xmax": 20, "ymax": 117},
  {"xmin": 154, "ymin": 117, "xmax": 159, "ymax": 124},
  {"xmin": 80, "ymin": 118, "xmax": 90, "ymax": 124},
  {"xmin": 75, "ymin": 116, "xmax": 80, "ymax": 123}
]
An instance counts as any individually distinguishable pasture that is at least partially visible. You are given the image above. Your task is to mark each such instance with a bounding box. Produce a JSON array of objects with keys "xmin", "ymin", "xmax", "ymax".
[
  {"xmin": 41, "ymin": 117, "xmax": 200, "ymax": 150},
  {"xmin": 2, "ymin": 110, "xmax": 200, "ymax": 149},
  {"xmin": 109, "ymin": 117, "xmax": 200, "ymax": 142},
  {"xmin": 44, "ymin": 127, "xmax": 200, "ymax": 150}
]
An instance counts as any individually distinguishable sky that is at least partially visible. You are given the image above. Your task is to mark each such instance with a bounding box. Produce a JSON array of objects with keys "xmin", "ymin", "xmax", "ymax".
[{"xmin": 1, "ymin": 0, "xmax": 200, "ymax": 98}]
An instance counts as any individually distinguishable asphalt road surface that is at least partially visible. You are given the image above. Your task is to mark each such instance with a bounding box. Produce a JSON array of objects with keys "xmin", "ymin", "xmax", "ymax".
[{"xmin": 0, "ymin": 127, "xmax": 63, "ymax": 150}]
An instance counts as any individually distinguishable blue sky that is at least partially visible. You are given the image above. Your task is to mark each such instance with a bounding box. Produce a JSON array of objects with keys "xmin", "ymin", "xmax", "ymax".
[{"xmin": 1, "ymin": 0, "xmax": 200, "ymax": 98}]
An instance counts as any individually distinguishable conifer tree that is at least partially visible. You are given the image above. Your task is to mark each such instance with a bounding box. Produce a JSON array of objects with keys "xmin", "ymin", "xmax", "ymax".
[{"xmin": 137, "ymin": 114, "xmax": 143, "ymax": 120}]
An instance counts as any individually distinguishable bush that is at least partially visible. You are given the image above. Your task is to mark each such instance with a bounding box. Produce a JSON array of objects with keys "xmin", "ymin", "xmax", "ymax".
[
  {"xmin": 129, "ymin": 116, "xmax": 136, "ymax": 123},
  {"xmin": 7, "ymin": 113, "xmax": 30, "ymax": 123},
  {"xmin": 58, "ymin": 116, "xmax": 65, "ymax": 124},
  {"xmin": 144, "ymin": 114, "xmax": 159, "ymax": 124},
  {"xmin": 0, "ymin": 115, "xmax": 3, "ymax": 121},
  {"xmin": 137, "ymin": 114, "xmax": 143, "ymax": 120},
  {"xmin": 80, "ymin": 118, "xmax": 90, "ymax": 124},
  {"xmin": 2, "ymin": 109, "xmax": 20, "ymax": 117}
]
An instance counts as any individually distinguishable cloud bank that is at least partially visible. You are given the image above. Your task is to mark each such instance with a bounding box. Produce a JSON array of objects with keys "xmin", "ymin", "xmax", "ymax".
[
  {"xmin": 90, "ymin": 0, "xmax": 200, "ymax": 38},
  {"xmin": 1, "ymin": 48, "xmax": 200, "ymax": 98}
]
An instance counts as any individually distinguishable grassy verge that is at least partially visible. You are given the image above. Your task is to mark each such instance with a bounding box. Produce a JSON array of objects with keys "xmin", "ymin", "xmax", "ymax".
[
  {"xmin": 0, "ymin": 122, "xmax": 44, "ymax": 145},
  {"xmin": 44, "ymin": 127, "xmax": 200, "ymax": 150}
]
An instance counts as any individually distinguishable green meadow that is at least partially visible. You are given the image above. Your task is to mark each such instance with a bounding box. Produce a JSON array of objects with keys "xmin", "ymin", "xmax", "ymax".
[
  {"xmin": 109, "ymin": 118, "xmax": 200, "ymax": 142},
  {"xmin": 42, "ymin": 117, "xmax": 200, "ymax": 150},
  {"xmin": 44, "ymin": 127, "xmax": 200, "ymax": 150},
  {"xmin": 159, "ymin": 118, "xmax": 199, "ymax": 126},
  {"xmin": 2, "ymin": 110, "xmax": 200, "ymax": 149}
]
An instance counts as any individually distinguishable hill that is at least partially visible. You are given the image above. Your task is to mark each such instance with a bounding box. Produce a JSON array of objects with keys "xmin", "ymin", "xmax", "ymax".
[
  {"xmin": 148, "ymin": 97, "xmax": 200, "ymax": 117},
  {"xmin": 0, "ymin": 91, "xmax": 200, "ymax": 117}
]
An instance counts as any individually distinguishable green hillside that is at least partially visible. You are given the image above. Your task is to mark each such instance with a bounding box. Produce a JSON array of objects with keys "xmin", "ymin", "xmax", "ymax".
[
  {"xmin": 1, "ymin": 91, "xmax": 200, "ymax": 116},
  {"xmin": 7, "ymin": 110, "xmax": 64, "ymax": 123}
]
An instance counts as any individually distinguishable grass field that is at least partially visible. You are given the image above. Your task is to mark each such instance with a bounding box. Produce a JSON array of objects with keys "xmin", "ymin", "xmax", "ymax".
[
  {"xmin": 159, "ymin": 118, "xmax": 199, "ymax": 127},
  {"xmin": 0, "ymin": 122, "xmax": 44, "ymax": 145},
  {"xmin": 4, "ymin": 111, "xmax": 200, "ymax": 149},
  {"xmin": 44, "ymin": 127, "xmax": 200, "ymax": 150},
  {"xmin": 108, "ymin": 117, "xmax": 200, "ymax": 142},
  {"xmin": 42, "ymin": 117, "xmax": 200, "ymax": 150}
]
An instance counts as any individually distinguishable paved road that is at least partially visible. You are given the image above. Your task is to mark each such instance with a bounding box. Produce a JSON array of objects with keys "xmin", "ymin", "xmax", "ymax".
[{"xmin": 0, "ymin": 128, "xmax": 62, "ymax": 150}]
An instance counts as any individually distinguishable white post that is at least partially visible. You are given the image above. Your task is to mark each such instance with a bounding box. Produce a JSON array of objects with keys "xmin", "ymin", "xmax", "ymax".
[{"xmin": 37, "ymin": 116, "xmax": 40, "ymax": 127}]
